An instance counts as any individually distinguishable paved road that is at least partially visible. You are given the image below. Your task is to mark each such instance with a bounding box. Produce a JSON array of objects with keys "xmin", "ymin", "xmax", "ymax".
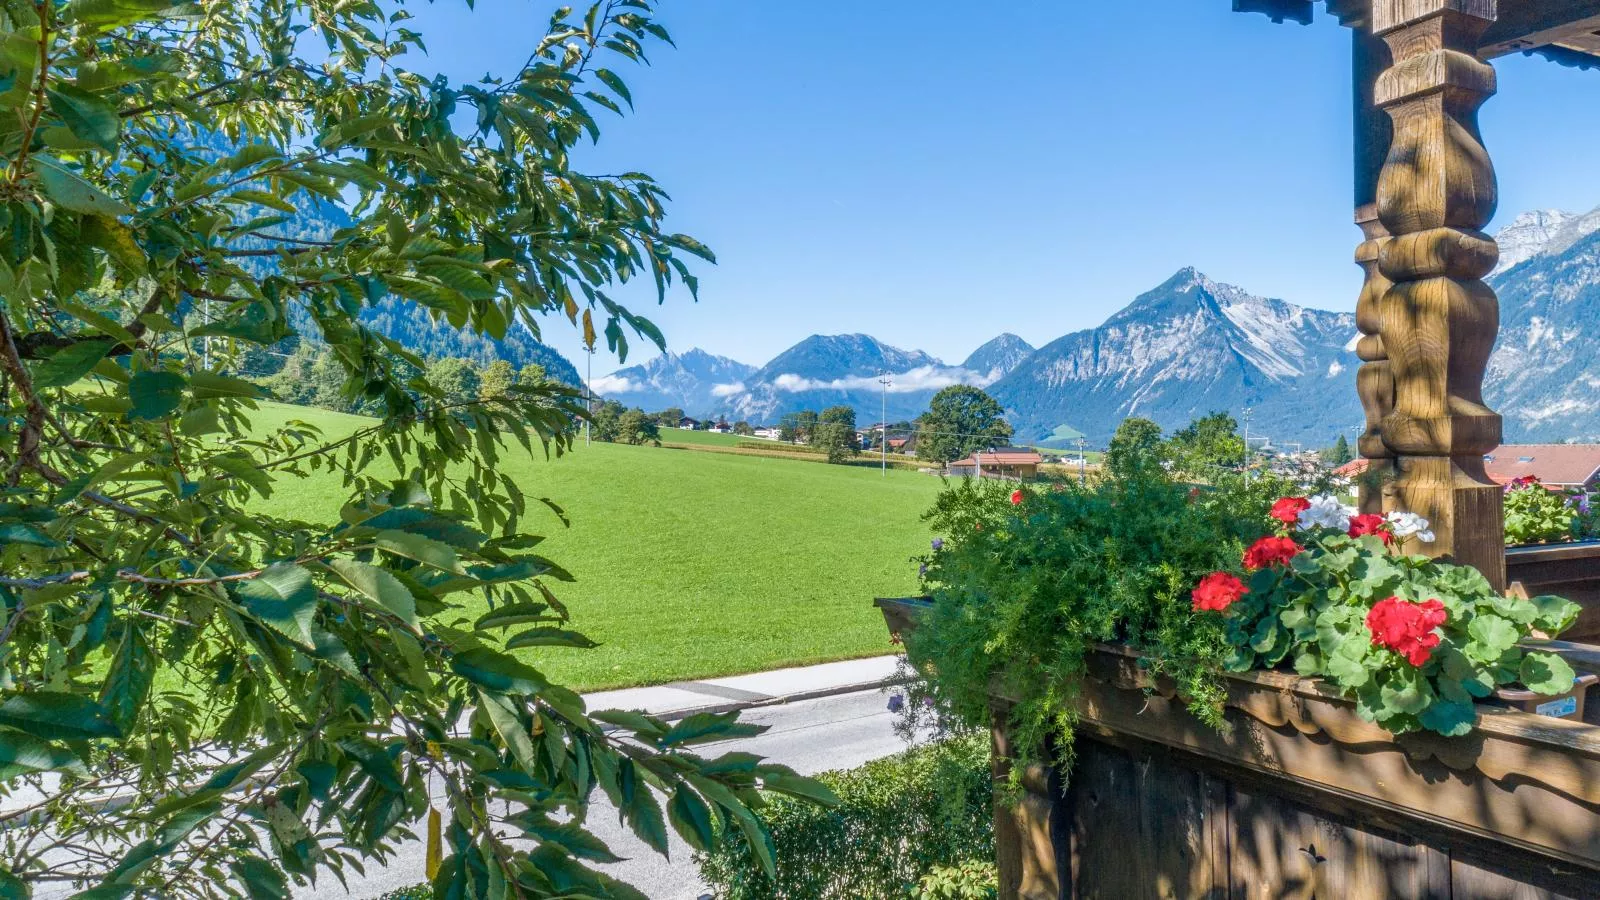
[{"xmin": 310, "ymin": 687, "xmax": 907, "ymax": 899}]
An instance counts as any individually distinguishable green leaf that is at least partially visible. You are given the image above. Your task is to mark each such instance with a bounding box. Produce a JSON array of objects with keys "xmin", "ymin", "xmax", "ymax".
[
  {"xmin": 374, "ymin": 529, "xmax": 462, "ymax": 573},
  {"xmin": 230, "ymin": 856, "xmax": 289, "ymax": 900},
  {"xmin": 658, "ymin": 710, "xmax": 764, "ymax": 748},
  {"xmin": 47, "ymin": 84, "xmax": 119, "ymax": 150},
  {"xmin": 478, "ymin": 689, "xmax": 537, "ymax": 771},
  {"xmin": 127, "ymin": 370, "xmax": 185, "ymax": 420},
  {"xmin": 0, "ymin": 691, "xmax": 118, "ymax": 740},
  {"xmin": 0, "ymin": 729, "xmax": 87, "ymax": 780},
  {"xmin": 66, "ymin": 0, "xmax": 178, "ymax": 30},
  {"xmin": 234, "ymin": 563, "xmax": 318, "ymax": 649},
  {"xmin": 208, "ymin": 452, "xmax": 273, "ymax": 499},
  {"xmin": 32, "ymin": 156, "xmax": 134, "ymax": 217},
  {"xmin": 519, "ymin": 819, "xmax": 623, "ymax": 863},
  {"xmin": 327, "ymin": 559, "xmax": 418, "ymax": 629},
  {"xmin": 1378, "ymin": 669, "xmax": 1431, "ymax": 716},
  {"xmin": 1528, "ymin": 594, "xmax": 1581, "ymax": 636},
  {"xmin": 1418, "ymin": 698, "xmax": 1477, "ymax": 737},
  {"xmin": 761, "ymin": 771, "xmax": 841, "ymax": 807},
  {"xmin": 1519, "ymin": 651, "xmax": 1577, "ymax": 696},
  {"xmin": 0, "ymin": 871, "xmax": 24, "ymax": 900},
  {"xmin": 505, "ymin": 627, "xmax": 597, "ymax": 650},
  {"xmin": 99, "ymin": 628, "xmax": 152, "ymax": 734},
  {"xmin": 475, "ymin": 602, "xmax": 556, "ymax": 630},
  {"xmin": 30, "ymin": 340, "xmax": 113, "ymax": 388},
  {"xmin": 1467, "ymin": 614, "xmax": 1518, "ymax": 657},
  {"xmin": 450, "ymin": 648, "xmax": 549, "ymax": 696},
  {"xmin": 624, "ymin": 783, "xmax": 669, "ymax": 855},
  {"xmin": 667, "ymin": 784, "xmax": 715, "ymax": 853},
  {"xmin": 0, "ymin": 523, "xmax": 60, "ymax": 548}
]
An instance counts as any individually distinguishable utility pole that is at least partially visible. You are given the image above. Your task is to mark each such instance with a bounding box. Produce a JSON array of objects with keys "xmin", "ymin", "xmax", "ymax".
[
  {"xmin": 878, "ymin": 372, "xmax": 891, "ymax": 477},
  {"xmin": 1242, "ymin": 406, "xmax": 1253, "ymax": 484},
  {"xmin": 584, "ymin": 347, "xmax": 593, "ymax": 446},
  {"xmin": 1077, "ymin": 436, "xmax": 1086, "ymax": 485}
]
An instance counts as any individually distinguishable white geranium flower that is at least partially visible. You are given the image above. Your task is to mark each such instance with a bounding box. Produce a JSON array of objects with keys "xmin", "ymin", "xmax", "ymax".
[
  {"xmin": 1297, "ymin": 494, "xmax": 1357, "ymax": 531},
  {"xmin": 1386, "ymin": 511, "xmax": 1435, "ymax": 542}
]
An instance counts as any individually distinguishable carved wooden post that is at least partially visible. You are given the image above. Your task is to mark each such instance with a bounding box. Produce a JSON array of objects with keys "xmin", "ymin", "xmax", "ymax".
[
  {"xmin": 1372, "ymin": 0, "xmax": 1505, "ymax": 588},
  {"xmin": 1353, "ymin": 24, "xmax": 1395, "ymax": 515},
  {"xmin": 990, "ymin": 702, "xmax": 1059, "ymax": 900}
]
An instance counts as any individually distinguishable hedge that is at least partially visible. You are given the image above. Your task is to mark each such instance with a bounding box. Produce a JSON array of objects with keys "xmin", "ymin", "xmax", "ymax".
[{"xmin": 695, "ymin": 734, "xmax": 994, "ymax": 899}]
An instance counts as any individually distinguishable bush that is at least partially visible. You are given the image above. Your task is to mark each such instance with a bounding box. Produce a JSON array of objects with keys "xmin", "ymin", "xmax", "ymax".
[
  {"xmin": 915, "ymin": 860, "xmax": 998, "ymax": 899},
  {"xmin": 696, "ymin": 735, "xmax": 994, "ymax": 899},
  {"xmin": 1504, "ymin": 477, "xmax": 1578, "ymax": 544}
]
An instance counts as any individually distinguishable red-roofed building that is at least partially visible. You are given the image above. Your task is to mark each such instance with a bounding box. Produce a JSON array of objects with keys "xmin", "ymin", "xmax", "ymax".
[
  {"xmin": 946, "ymin": 449, "xmax": 1044, "ymax": 479},
  {"xmin": 1334, "ymin": 446, "xmax": 1600, "ymax": 492}
]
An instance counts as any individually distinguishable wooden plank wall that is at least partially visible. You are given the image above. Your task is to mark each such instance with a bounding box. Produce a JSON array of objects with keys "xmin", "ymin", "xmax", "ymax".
[{"xmin": 1057, "ymin": 737, "xmax": 1597, "ymax": 899}]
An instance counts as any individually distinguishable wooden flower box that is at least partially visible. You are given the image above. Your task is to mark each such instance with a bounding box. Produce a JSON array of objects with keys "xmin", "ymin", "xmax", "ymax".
[
  {"xmin": 876, "ymin": 597, "xmax": 1600, "ymax": 900},
  {"xmin": 1508, "ymin": 542, "xmax": 1600, "ymax": 644}
]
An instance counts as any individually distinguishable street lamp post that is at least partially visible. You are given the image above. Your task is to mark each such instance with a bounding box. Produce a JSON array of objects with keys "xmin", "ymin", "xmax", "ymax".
[{"xmin": 878, "ymin": 372, "xmax": 891, "ymax": 477}]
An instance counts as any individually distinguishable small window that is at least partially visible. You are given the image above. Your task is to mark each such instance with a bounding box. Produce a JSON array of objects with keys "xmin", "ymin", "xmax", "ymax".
[{"xmin": 1519, "ymin": 456, "xmax": 1534, "ymax": 463}]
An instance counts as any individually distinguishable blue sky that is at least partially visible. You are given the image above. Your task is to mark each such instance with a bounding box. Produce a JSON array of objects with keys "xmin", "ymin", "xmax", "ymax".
[{"xmin": 404, "ymin": 1, "xmax": 1600, "ymax": 376}]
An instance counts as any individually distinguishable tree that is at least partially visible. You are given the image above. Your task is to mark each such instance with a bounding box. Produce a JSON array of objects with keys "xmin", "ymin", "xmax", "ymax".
[
  {"xmin": 733, "ymin": 420, "xmax": 755, "ymax": 436},
  {"xmin": 1324, "ymin": 434, "xmax": 1354, "ymax": 467},
  {"xmin": 815, "ymin": 405, "xmax": 859, "ymax": 464},
  {"xmin": 1168, "ymin": 412, "xmax": 1246, "ymax": 477},
  {"xmin": 1107, "ymin": 418, "xmax": 1168, "ymax": 479},
  {"xmin": 779, "ymin": 410, "xmax": 819, "ymax": 444},
  {"xmin": 591, "ymin": 399, "xmax": 626, "ymax": 443},
  {"xmin": 517, "ymin": 362, "xmax": 548, "ymax": 385},
  {"xmin": 617, "ymin": 408, "xmax": 661, "ymax": 446},
  {"xmin": 915, "ymin": 386, "xmax": 1013, "ymax": 465},
  {"xmin": 425, "ymin": 357, "xmax": 482, "ymax": 404},
  {"xmin": 0, "ymin": 2, "xmax": 828, "ymax": 895},
  {"xmin": 656, "ymin": 406, "xmax": 685, "ymax": 428},
  {"xmin": 479, "ymin": 359, "xmax": 516, "ymax": 400}
]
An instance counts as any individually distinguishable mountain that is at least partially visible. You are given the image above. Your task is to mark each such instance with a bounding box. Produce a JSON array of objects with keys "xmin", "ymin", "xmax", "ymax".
[
  {"xmin": 590, "ymin": 349, "xmax": 756, "ymax": 415},
  {"xmin": 1491, "ymin": 208, "xmax": 1600, "ymax": 276},
  {"xmin": 258, "ymin": 197, "xmax": 581, "ymax": 386},
  {"xmin": 1484, "ymin": 205, "xmax": 1600, "ymax": 440},
  {"xmin": 989, "ymin": 268, "xmax": 1360, "ymax": 446},
  {"xmin": 724, "ymin": 334, "xmax": 974, "ymax": 424},
  {"xmin": 962, "ymin": 334, "xmax": 1035, "ymax": 383}
]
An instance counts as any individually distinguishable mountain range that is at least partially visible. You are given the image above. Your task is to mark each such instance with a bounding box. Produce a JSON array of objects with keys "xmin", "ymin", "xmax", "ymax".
[{"xmin": 583, "ymin": 202, "xmax": 1600, "ymax": 446}]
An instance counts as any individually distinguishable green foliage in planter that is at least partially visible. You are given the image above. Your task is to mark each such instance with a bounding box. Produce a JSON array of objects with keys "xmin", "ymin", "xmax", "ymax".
[
  {"xmin": 906, "ymin": 423, "xmax": 1302, "ymax": 777},
  {"xmin": 696, "ymin": 735, "xmax": 993, "ymax": 900},
  {"xmin": 1504, "ymin": 479, "xmax": 1579, "ymax": 545},
  {"xmin": 1216, "ymin": 505, "xmax": 1582, "ymax": 736}
]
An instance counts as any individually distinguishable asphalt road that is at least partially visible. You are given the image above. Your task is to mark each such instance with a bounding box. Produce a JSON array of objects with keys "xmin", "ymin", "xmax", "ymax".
[{"xmin": 306, "ymin": 688, "xmax": 907, "ymax": 900}]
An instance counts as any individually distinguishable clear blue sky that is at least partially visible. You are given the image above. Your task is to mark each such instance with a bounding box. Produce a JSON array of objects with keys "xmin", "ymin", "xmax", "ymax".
[{"xmin": 403, "ymin": 0, "xmax": 1600, "ymax": 376}]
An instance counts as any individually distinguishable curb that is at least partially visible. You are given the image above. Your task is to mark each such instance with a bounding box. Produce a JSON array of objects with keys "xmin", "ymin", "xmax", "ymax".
[{"xmin": 614, "ymin": 672, "xmax": 916, "ymax": 726}]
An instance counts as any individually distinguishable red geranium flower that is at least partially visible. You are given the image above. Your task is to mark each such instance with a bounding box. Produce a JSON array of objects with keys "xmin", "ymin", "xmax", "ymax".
[
  {"xmin": 1347, "ymin": 513, "xmax": 1394, "ymax": 545},
  {"xmin": 1366, "ymin": 596, "xmax": 1447, "ymax": 666},
  {"xmin": 1242, "ymin": 535, "xmax": 1303, "ymax": 570},
  {"xmin": 1191, "ymin": 572, "xmax": 1248, "ymax": 613},
  {"xmin": 1270, "ymin": 496, "xmax": 1311, "ymax": 526},
  {"xmin": 1009, "ymin": 489, "xmax": 1024, "ymax": 505}
]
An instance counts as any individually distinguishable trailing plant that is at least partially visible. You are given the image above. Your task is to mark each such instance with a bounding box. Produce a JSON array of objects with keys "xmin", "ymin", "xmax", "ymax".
[
  {"xmin": 905, "ymin": 430, "xmax": 1298, "ymax": 778},
  {"xmin": 0, "ymin": 0, "xmax": 833, "ymax": 896},
  {"xmin": 1504, "ymin": 476, "xmax": 1579, "ymax": 545},
  {"xmin": 695, "ymin": 734, "xmax": 993, "ymax": 900},
  {"xmin": 1200, "ymin": 495, "xmax": 1583, "ymax": 736}
]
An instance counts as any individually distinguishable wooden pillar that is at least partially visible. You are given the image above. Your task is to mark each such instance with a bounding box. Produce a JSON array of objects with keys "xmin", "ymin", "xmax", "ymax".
[
  {"xmin": 1372, "ymin": 0, "xmax": 1505, "ymax": 588},
  {"xmin": 1353, "ymin": 23, "xmax": 1395, "ymax": 515},
  {"xmin": 990, "ymin": 703, "xmax": 1060, "ymax": 900}
]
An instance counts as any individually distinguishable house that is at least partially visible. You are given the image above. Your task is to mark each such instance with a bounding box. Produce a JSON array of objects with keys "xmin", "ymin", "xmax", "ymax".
[
  {"xmin": 1335, "ymin": 446, "xmax": 1600, "ymax": 492},
  {"xmin": 752, "ymin": 427, "xmax": 780, "ymax": 440},
  {"xmin": 887, "ymin": 438, "xmax": 910, "ymax": 452},
  {"xmin": 945, "ymin": 448, "xmax": 1044, "ymax": 479},
  {"xmin": 1483, "ymin": 445, "xmax": 1600, "ymax": 490},
  {"xmin": 677, "ymin": 417, "xmax": 700, "ymax": 430}
]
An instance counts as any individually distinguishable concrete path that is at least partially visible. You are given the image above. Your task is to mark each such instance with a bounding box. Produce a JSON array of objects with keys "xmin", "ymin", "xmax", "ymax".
[{"xmin": 304, "ymin": 655, "xmax": 910, "ymax": 899}]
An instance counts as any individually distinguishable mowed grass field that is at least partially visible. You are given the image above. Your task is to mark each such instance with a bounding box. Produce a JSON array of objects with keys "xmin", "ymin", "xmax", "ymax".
[{"xmin": 246, "ymin": 403, "xmax": 944, "ymax": 691}]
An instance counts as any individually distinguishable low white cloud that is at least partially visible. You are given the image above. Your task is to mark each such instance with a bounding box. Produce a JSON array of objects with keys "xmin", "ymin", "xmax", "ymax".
[
  {"xmin": 589, "ymin": 374, "xmax": 639, "ymax": 395},
  {"xmin": 710, "ymin": 382, "xmax": 747, "ymax": 397},
  {"xmin": 771, "ymin": 365, "xmax": 992, "ymax": 394}
]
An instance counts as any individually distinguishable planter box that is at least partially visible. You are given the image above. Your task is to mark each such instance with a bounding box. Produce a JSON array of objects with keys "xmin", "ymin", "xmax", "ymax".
[
  {"xmin": 1507, "ymin": 542, "xmax": 1600, "ymax": 644},
  {"xmin": 877, "ymin": 597, "xmax": 1600, "ymax": 900}
]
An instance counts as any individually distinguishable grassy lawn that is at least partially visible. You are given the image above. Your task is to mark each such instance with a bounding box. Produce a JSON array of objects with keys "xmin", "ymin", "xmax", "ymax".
[
  {"xmin": 658, "ymin": 427, "xmax": 748, "ymax": 447},
  {"xmin": 247, "ymin": 403, "xmax": 943, "ymax": 691}
]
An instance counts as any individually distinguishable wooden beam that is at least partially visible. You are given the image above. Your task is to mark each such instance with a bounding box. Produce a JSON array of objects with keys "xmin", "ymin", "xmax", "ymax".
[
  {"xmin": 1371, "ymin": 0, "xmax": 1506, "ymax": 587},
  {"xmin": 1480, "ymin": 0, "xmax": 1600, "ymax": 56}
]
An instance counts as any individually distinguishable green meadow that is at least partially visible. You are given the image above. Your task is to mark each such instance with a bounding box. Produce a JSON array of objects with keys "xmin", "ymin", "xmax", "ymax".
[{"xmin": 247, "ymin": 403, "xmax": 944, "ymax": 691}]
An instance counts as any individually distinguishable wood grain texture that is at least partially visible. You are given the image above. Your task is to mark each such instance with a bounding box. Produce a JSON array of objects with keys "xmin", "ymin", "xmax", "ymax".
[{"xmin": 1372, "ymin": 0, "xmax": 1507, "ymax": 587}]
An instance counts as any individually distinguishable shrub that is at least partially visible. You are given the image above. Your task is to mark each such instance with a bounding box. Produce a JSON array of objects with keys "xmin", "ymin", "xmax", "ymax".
[
  {"xmin": 696, "ymin": 735, "xmax": 993, "ymax": 899},
  {"xmin": 907, "ymin": 460, "xmax": 1295, "ymax": 777},
  {"xmin": 915, "ymin": 860, "xmax": 999, "ymax": 899}
]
